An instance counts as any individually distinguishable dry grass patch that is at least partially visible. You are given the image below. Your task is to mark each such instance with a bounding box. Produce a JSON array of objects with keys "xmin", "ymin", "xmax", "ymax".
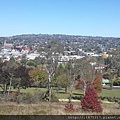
[{"xmin": 0, "ymin": 102, "xmax": 119, "ymax": 115}]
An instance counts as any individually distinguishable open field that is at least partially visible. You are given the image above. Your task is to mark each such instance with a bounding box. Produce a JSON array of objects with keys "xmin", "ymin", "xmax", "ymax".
[
  {"xmin": 19, "ymin": 87, "xmax": 120, "ymax": 99},
  {"xmin": 0, "ymin": 87, "xmax": 120, "ymax": 99},
  {"xmin": 0, "ymin": 102, "xmax": 119, "ymax": 115},
  {"xmin": 0, "ymin": 87, "xmax": 119, "ymax": 115},
  {"xmin": 98, "ymin": 89, "xmax": 120, "ymax": 98}
]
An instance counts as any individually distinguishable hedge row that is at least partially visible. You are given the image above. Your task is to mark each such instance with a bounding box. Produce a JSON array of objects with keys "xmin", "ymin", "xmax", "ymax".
[{"xmin": 72, "ymin": 95, "xmax": 120, "ymax": 103}]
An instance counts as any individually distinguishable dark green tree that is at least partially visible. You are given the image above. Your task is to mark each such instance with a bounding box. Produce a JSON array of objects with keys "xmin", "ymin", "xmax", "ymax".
[
  {"xmin": 15, "ymin": 65, "xmax": 32, "ymax": 93},
  {"xmin": 1, "ymin": 58, "xmax": 18, "ymax": 96}
]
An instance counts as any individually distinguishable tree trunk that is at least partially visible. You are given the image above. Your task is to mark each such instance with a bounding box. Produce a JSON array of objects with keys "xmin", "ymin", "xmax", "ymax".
[
  {"xmin": 110, "ymin": 79, "xmax": 113, "ymax": 90},
  {"xmin": 69, "ymin": 76, "xmax": 75, "ymax": 103},
  {"xmin": 8, "ymin": 78, "xmax": 12, "ymax": 96},
  {"xmin": 48, "ymin": 74, "xmax": 51, "ymax": 102},
  {"xmin": 17, "ymin": 86, "xmax": 20, "ymax": 95},
  {"xmin": 83, "ymin": 82, "xmax": 87, "ymax": 96},
  {"xmin": 69, "ymin": 88, "xmax": 72, "ymax": 103},
  {"xmin": 56, "ymin": 87, "xmax": 59, "ymax": 93},
  {"xmin": 3, "ymin": 84, "xmax": 6, "ymax": 94},
  {"xmin": 56, "ymin": 83, "xmax": 59, "ymax": 93},
  {"xmin": 65, "ymin": 87, "xmax": 67, "ymax": 93},
  {"xmin": 5, "ymin": 84, "xmax": 7, "ymax": 94}
]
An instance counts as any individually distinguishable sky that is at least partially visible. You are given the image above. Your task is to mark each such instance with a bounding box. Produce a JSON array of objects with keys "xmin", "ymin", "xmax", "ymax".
[{"xmin": 0, "ymin": 0, "xmax": 120, "ymax": 37}]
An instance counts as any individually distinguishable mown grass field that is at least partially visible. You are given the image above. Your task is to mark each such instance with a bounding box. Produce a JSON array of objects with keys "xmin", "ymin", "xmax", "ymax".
[
  {"xmin": 19, "ymin": 87, "xmax": 120, "ymax": 99},
  {"xmin": 0, "ymin": 87, "xmax": 119, "ymax": 99}
]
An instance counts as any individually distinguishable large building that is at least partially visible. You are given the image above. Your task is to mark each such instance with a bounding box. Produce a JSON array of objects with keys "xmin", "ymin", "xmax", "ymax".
[{"xmin": 4, "ymin": 40, "xmax": 13, "ymax": 49}]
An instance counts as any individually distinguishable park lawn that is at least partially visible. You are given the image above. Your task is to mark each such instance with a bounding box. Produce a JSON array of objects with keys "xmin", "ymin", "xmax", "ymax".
[
  {"xmin": 20, "ymin": 88, "xmax": 47, "ymax": 95},
  {"xmin": 52, "ymin": 88, "xmax": 83, "ymax": 99},
  {"xmin": 72, "ymin": 88, "xmax": 120, "ymax": 98},
  {"xmin": 54, "ymin": 88, "xmax": 120, "ymax": 99},
  {"xmin": 0, "ymin": 87, "xmax": 47, "ymax": 95},
  {"xmin": 20, "ymin": 87, "xmax": 83, "ymax": 99},
  {"xmin": 98, "ymin": 89, "xmax": 120, "ymax": 98},
  {"xmin": 0, "ymin": 87, "xmax": 120, "ymax": 99}
]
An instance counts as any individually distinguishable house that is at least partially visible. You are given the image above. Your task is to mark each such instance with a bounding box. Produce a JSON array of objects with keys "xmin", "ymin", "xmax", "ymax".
[
  {"xmin": 102, "ymin": 78, "xmax": 110, "ymax": 86},
  {"xmin": 26, "ymin": 53, "xmax": 40, "ymax": 60},
  {"xmin": 94, "ymin": 64, "xmax": 107, "ymax": 70},
  {"xmin": 83, "ymin": 52, "xmax": 101, "ymax": 57},
  {"xmin": 21, "ymin": 47, "xmax": 30, "ymax": 54}
]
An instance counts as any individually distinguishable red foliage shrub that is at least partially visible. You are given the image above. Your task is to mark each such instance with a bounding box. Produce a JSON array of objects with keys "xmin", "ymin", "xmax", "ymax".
[
  {"xmin": 81, "ymin": 85, "xmax": 103, "ymax": 113},
  {"xmin": 11, "ymin": 91, "xmax": 18, "ymax": 96},
  {"xmin": 64, "ymin": 103, "xmax": 74, "ymax": 112}
]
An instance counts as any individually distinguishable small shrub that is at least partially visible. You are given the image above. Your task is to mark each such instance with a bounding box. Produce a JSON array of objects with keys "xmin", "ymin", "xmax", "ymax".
[
  {"xmin": 39, "ymin": 90, "xmax": 59, "ymax": 102},
  {"xmin": 16, "ymin": 93, "xmax": 36, "ymax": 104},
  {"xmin": 11, "ymin": 91, "xmax": 18, "ymax": 96},
  {"xmin": 72, "ymin": 96, "xmax": 77, "ymax": 100},
  {"xmin": 40, "ymin": 91, "xmax": 49, "ymax": 101},
  {"xmin": 107, "ymin": 97, "xmax": 114, "ymax": 102},
  {"xmin": 34, "ymin": 90, "xmax": 44, "ymax": 102},
  {"xmin": 98, "ymin": 96, "xmax": 102, "ymax": 100},
  {"xmin": 100, "ymin": 96, "xmax": 105, "ymax": 100},
  {"xmin": 79, "ymin": 96, "xmax": 83, "ymax": 100},
  {"xmin": 51, "ymin": 94, "xmax": 59, "ymax": 102},
  {"xmin": 0, "ymin": 94, "xmax": 17, "ymax": 102},
  {"xmin": 72, "ymin": 95, "xmax": 83, "ymax": 100},
  {"xmin": 64, "ymin": 102, "xmax": 74, "ymax": 112},
  {"xmin": 114, "ymin": 99, "xmax": 119, "ymax": 102}
]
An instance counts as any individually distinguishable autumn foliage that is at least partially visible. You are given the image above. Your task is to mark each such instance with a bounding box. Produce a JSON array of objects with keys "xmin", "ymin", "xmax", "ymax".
[
  {"xmin": 92, "ymin": 76, "xmax": 102, "ymax": 93},
  {"xmin": 64, "ymin": 103, "xmax": 74, "ymax": 112},
  {"xmin": 74, "ymin": 76, "xmax": 102, "ymax": 93},
  {"xmin": 81, "ymin": 85, "xmax": 103, "ymax": 113},
  {"xmin": 74, "ymin": 78, "xmax": 90, "ymax": 89}
]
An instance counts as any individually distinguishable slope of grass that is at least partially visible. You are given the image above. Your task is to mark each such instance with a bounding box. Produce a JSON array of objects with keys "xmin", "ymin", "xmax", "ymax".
[{"xmin": 0, "ymin": 102, "xmax": 119, "ymax": 115}]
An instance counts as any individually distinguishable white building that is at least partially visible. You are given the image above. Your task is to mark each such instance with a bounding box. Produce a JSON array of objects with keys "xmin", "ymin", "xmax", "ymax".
[{"xmin": 26, "ymin": 53, "xmax": 40, "ymax": 60}]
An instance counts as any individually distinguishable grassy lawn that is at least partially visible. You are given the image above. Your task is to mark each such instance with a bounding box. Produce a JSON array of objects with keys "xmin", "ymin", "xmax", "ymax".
[
  {"xmin": 54, "ymin": 88, "xmax": 120, "ymax": 99},
  {"xmin": 20, "ymin": 88, "xmax": 47, "ymax": 95},
  {"xmin": 98, "ymin": 89, "xmax": 120, "ymax": 98},
  {"xmin": 0, "ymin": 87, "xmax": 120, "ymax": 115},
  {"xmin": 0, "ymin": 87, "xmax": 120, "ymax": 99}
]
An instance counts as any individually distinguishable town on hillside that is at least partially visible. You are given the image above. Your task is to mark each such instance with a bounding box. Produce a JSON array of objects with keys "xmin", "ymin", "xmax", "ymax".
[
  {"xmin": 0, "ymin": 34, "xmax": 120, "ymax": 116},
  {"xmin": 0, "ymin": 34, "xmax": 120, "ymax": 87}
]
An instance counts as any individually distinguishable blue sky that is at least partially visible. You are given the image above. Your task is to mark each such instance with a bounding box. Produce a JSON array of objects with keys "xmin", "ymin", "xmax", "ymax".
[{"xmin": 0, "ymin": 0, "xmax": 120, "ymax": 37}]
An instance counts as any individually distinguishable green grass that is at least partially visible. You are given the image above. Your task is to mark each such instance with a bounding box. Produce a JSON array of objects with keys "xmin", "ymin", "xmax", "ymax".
[
  {"xmin": 53, "ymin": 88, "xmax": 120, "ymax": 99},
  {"xmin": 20, "ymin": 88, "xmax": 47, "ymax": 95},
  {"xmin": 98, "ymin": 89, "xmax": 120, "ymax": 98},
  {"xmin": 0, "ymin": 87, "xmax": 120, "ymax": 99}
]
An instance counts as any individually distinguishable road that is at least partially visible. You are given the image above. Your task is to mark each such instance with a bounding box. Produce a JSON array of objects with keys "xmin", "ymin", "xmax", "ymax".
[{"xmin": 103, "ymin": 86, "xmax": 120, "ymax": 89}]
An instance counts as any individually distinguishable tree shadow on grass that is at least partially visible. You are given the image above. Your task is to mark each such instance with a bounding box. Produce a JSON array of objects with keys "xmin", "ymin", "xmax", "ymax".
[
  {"xmin": 0, "ymin": 91, "xmax": 4, "ymax": 94},
  {"xmin": 72, "ymin": 93, "xmax": 83, "ymax": 96},
  {"xmin": 57, "ymin": 92, "xmax": 69, "ymax": 94}
]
